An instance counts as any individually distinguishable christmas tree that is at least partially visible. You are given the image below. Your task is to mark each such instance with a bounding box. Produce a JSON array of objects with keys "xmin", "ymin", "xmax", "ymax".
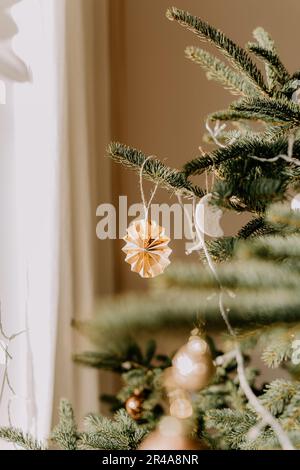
[{"xmin": 2, "ymin": 5, "xmax": 300, "ymax": 450}]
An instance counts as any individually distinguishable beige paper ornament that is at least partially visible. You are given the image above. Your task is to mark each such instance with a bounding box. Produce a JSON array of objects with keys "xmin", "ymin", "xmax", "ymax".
[{"xmin": 122, "ymin": 219, "xmax": 172, "ymax": 278}]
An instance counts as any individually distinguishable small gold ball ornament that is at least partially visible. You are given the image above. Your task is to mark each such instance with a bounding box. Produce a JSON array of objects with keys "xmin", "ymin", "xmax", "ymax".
[
  {"xmin": 166, "ymin": 335, "xmax": 215, "ymax": 392},
  {"xmin": 125, "ymin": 393, "xmax": 143, "ymax": 420},
  {"xmin": 187, "ymin": 336, "xmax": 209, "ymax": 357}
]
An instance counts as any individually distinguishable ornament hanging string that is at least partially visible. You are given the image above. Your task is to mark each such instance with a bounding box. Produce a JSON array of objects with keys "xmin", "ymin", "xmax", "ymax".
[
  {"xmin": 199, "ymin": 145, "xmax": 213, "ymax": 196},
  {"xmin": 122, "ymin": 157, "xmax": 171, "ymax": 279},
  {"xmin": 139, "ymin": 157, "xmax": 159, "ymax": 221}
]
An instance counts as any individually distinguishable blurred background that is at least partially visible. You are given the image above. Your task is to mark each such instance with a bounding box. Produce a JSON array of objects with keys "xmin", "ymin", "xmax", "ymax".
[{"xmin": 1, "ymin": 0, "xmax": 300, "ymax": 447}]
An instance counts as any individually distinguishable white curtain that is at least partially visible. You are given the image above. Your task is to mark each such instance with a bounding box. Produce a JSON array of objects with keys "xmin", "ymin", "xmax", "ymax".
[
  {"xmin": 0, "ymin": 0, "xmax": 60, "ymax": 447},
  {"xmin": 0, "ymin": 0, "xmax": 115, "ymax": 449},
  {"xmin": 52, "ymin": 0, "xmax": 114, "ymax": 427}
]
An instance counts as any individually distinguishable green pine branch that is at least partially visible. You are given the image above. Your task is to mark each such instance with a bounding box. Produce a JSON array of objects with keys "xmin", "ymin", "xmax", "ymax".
[
  {"xmin": 74, "ymin": 339, "xmax": 169, "ymax": 373},
  {"xmin": 76, "ymin": 287, "xmax": 300, "ymax": 349},
  {"xmin": 184, "ymin": 135, "xmax": 292, "ymax": 176},
  {"xmin": 78, "ymin": 410, "xmax": 148, "ymax": 450},
  {"xmin": 205, "ymin": 380, "xmax": 300, "ymax": 449},
  {"xmin": 281, "ymin": 79, "xmax": 300, "ymax": 97},
  {"xmin": 211, "ymin": 96, "xmax": 300, "ymax": 127},
  {"xmin": 0, "ymin": 427, "xmax": 45, "ymax": 450},
  {"xmin": 74, "ymin": 351, "xmax": 126, "ymax": 372},
  {"xmin": 185, "ymin": 46, "xmax": 258, "ymax": 97},
  {"xmin": 166, "ymin": 7, "xmax": 268, "ymax": 94},
  {"xmin": 259, "ymin": 380, "xmax": 298, "ymax": 416},
  {"xmin": 108, "ymin": 142, "xmax": 204, "ymax": 198},
  {"xmin": 204, "ymin": 237, "xmax": 237, "ymax": 262},
  {"xmin": 247, "ymin": 43, "xmax": 289, "ymax": 88},
  {"xmin": 51, "ymin": 399, "xmax": 79, "ymax": 450},
  {"xmin": 261, "ymin": 331, "xmax": 294, "ymax": 368},
  {"xmin": 267, "ymin": 204, "xmax": 300, "ymax": 230},
  {"xmin": 237, "ymin": 217, "xmax": 272, "ymax": 239},
  {"xmin": 236, "ymin": 233, "xmax": 300, "ymax": 262},
  {"xmin": 212, "ymin": 177, "xmax": 287, "ymax": 214},
  {"xmin": 158, "ymin": 259, "xmax": 299, "ymax": 291},
  {"xmin": 281, "ymin": 389, "xmax": 300, "ymax": 424},
  {"xmin": 251, "ymin": 27, "xmax": 282, "ymax": 90},
  {"xmin": 205, "ymin": 409, "xmax": 257, "ymax": 449},
  {"xmin": 240, "ymin": 431, "xmax": 300, "ymax": 450}
]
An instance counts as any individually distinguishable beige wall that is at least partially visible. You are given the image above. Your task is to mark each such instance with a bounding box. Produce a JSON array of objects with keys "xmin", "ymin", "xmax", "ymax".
[{"xmin": 107, "ymin": 0, "xmax": 300, "ymax": 292}]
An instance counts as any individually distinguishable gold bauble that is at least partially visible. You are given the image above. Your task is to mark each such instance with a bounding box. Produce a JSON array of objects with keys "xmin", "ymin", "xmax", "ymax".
[
  {"xmin": 125, "ymin": 395, "xmax": 143, "ymax": 420},
  {"xmin": 186, "ymin": 336, "xmax": 208, "ymax": 358},
  {"xmin": 169, "ymin": 397, "xmax": 193, "ymax": 419},
  {"xmin": 168, "ymin": 389, "xmax": 193, "ymax": 419},
  {"xmin": 163, "ymin": 366, "xmax": 178, "ymax": 390},
  {"xmin": 171, "ymin": 345, "xmax": 215, "ymax": 392}
]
